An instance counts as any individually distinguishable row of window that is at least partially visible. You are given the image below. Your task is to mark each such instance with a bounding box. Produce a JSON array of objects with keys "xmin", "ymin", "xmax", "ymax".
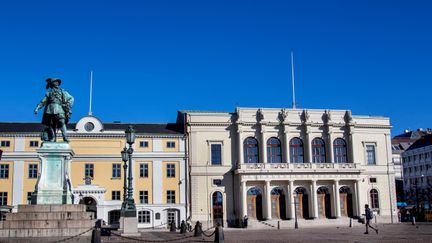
[
  {"xmin": 0, "ymin": 164, "xmax": 38, "ymax": 179},
  {"xmin": 240, "ymin": 137, "xmax": 376, "ymax": 164},
  {"xmin": 404, "ymin": 176, "xmax": 432, "ymax": 185},
  {"xmin": 0, "ymin": 140, "xmax": 39, "ymax": 148},
  {"xmin": 139, "ymin": 141, "xmax": 176, "ymax": 148},
  {"xmin": 110, "ymin": 190, "xmax": 175, "ymax": 203},
  {"xmin": 403, "ymin": 152, "xmax": 432, "ymax": 163},
  {"xmin": 84, "ymin": 163, "xmax": 176, "ymax": 179},
  {"xmin": 403, "ymin": 164, "xmax": 431, "ymax": 174},
  {"xmin": 136, "ymin": 210, "xmax": 176, "ymax": 224}
]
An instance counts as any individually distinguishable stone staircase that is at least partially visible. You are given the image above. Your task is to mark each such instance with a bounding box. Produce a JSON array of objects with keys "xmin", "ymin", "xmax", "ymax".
[
  {"xmin": 0, "ymin": 204, "xmax": 95, "ymax": 238},
  {"xmin": 247, "ymin": 217, "xmax": 359, "ymax": 229}
]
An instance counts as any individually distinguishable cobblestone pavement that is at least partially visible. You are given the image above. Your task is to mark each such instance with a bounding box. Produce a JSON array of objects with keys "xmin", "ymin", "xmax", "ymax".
[{"xmin": 101, "ymin": 223, "xmax": 432, "ymax": 243}]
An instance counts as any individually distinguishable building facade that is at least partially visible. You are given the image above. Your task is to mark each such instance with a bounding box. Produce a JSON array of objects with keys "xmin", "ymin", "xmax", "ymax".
[
  {"xmin": 180, "ymin": 108, "xmax": 397, "ymax": 227},
  {"xmin": 401, "ymin": 133, "xmax": 432, "ymax": 209},
  {"xmin": 0, "ymin": 115, "xmax": 187, "ymax": 228}
]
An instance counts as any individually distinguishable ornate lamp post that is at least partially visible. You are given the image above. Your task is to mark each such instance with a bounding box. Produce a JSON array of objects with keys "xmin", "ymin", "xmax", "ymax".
[
  {"xmin": 121, "ymin": 147, "xmax": 128, "ymax": 207},
  {"xmin": 120, "ymin": 125, "xmax": 137, "ymax": 218},
  {"xmin": 294, "ymin": 194, "xmax": 298, "ymax": 229}
]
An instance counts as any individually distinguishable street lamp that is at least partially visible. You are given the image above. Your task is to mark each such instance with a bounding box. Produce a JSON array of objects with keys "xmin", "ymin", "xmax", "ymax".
[
  {"xmin": 415, "ymin": 174, "xmax": 425, "ymax": 219},
  {"xmin": 294, "ymin": 194, "xmax": 298, "ymax": 229},
  {"xmin": 120, "ymin": 125, "xmax": 137, "ymax": 218}
]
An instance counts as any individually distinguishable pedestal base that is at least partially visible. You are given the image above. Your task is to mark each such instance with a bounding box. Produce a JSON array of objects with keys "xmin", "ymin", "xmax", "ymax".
[
  {"xmin": 32, "ymin": 142, "xmax": 74, "ymax": 205},
  {"xmin": 120, "ymin": 216, "xmax": 140, "ymax": 236}
]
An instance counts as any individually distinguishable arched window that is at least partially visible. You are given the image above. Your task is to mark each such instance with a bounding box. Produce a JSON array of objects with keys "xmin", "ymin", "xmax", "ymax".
[
  {"xmin": 370, "ymin": 189, "xmax": 379, "ymax": 209},
  {"xmin": 244, "ymin": 137, "xmax": 259, "ymax": 163},
  {"xmin": 312, "ymin": 138, "xmax": 326, "ymax": 163},
  {"xmin": 212, "ymin": 191, "xmax": 223, "ymax": 226},
  {"xmin": 267, "ymin": 137, "xmax": 282, "ymax": 163},
  {"xmin": 333, "ymin": 138, "xmax": 347, "ymax": 163},
  {"xmin": 289, "ymin": 138, "xmax": 304, "ymax": 163},
  {"xmin": 138, "ymin": 210, "xmax": 151, "ymax": 223}
]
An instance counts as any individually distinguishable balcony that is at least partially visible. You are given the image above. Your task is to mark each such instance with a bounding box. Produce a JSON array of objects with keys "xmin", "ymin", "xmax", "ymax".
[{"xmin": 235, "ymin": 162, "xmax": 361, "ymax": 174}]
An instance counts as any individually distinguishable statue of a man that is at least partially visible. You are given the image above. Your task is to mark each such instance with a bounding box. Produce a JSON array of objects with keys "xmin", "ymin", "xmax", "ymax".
[{"xmin": 34, "ymin": 78, "xmax": 74, "ymax": 142}]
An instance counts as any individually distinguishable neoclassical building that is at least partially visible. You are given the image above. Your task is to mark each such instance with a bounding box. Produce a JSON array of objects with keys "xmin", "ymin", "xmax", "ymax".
[
  {"xmin": 0, "ymin": 115, "xmax": 186, "ymax": 228},
  {"xmin": 180, "ymin": 107, "xmax": 397, "ymax": 227}
]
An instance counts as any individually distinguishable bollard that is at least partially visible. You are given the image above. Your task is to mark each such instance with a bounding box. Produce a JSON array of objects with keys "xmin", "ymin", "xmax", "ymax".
[
  {"xmin": 194, "ymin": 221, "xmax": 203, "ymax": 237},
  {"xmin": 278, "ymin": 221, "xmax": 280, "ymax": 230},
  {"xmin": 180, "ymin": 220, "xmax": 187, "ymax": 234},
  {"xmin": 349, "ymin": 218, "xmax": 352, "ymax": 228},
  {"xmin": 214, "ymin": 223, "xmax": 224, "ymax": 243},
  {"xmin": 91, "ymin": 220, "xmax": 102, "ymax": 243},
  {"xmin": 170, "ymin": 220, "xmax": 176, "ymax": 232}
]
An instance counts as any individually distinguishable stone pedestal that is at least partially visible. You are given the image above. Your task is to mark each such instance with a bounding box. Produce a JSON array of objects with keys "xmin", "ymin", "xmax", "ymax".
[
  {"xmin": 32, "ymin": 142, "xmax": 74, "ymax": 204},
  {"xmin": 120, "ymin": 216, "xmax": 140, "ymax": 236},
  {"xmin": 0, "ymin": 204, "xmax": 95, "ymax": 238}
]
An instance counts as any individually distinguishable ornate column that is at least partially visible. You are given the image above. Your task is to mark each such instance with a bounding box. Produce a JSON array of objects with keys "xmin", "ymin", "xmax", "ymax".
[
  {"xmin": 305, "ymin": 130, "xmax": 312, "ymax": 163},
  {"xmin": 334, "ymin": 180, "xmax": 341, "ymax": 218},
  {"xmin": 354, "ymin": 180, "xmax": 362, "ymax": 217},
  {"xmin": 241, "ymin": 181, "xmax": 247, "ymax": 217},
  {"xmin": 283, "ymin": 125, "xmax": 290, "ymax": 163},
  {"xmin": 261, "ymin": 124, "xmax": 267, "ymax": 163},
  {"xmin": 327, "ymin": 129, "xmax": 334, "ymax": 163},
  {"xmin": 311, "ymin": 180, "xmax": 318, "ymax": 218},
  {"xmin": 265, "ymin": 180, "xmax": 272, "ymax": 220},
  {"xmin": 288, "ymin": 180, "xmax": 295, "ymax": 219},
  {"xmin": 237, "ymin": 125, "xmax": 244, "ymax": 164}
]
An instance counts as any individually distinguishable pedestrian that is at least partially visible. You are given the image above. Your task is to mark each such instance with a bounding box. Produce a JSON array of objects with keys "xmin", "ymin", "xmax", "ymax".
[
  {"xmin": 364, "ymin": 204, "xmax": 378, "ymax": 234},
  {"xmin": 243, "ymin": 215, "xmax": 249, "ymax": 228}
]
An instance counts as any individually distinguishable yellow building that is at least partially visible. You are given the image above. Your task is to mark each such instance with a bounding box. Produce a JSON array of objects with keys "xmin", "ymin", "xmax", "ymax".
[{"xmin": 0, "ymin": 115, "xmax": 186, "ymax": 228}]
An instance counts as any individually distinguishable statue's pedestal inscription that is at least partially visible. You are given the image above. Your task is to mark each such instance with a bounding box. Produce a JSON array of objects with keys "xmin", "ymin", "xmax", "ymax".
[{"xmin": 32, "ymin": 142, "xmax": 74, "ymax": 204}]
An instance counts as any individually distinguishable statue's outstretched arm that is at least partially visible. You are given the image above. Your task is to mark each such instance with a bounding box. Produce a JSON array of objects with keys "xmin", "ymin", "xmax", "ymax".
[{"xmin": 34, "ymin": 93, "xmax": 48, "ymax": 114}]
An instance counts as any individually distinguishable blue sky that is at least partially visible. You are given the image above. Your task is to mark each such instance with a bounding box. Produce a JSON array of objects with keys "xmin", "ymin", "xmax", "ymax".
[{"xmin": 0, "ymin": 1, "xmax": 431, "ymax": 135}]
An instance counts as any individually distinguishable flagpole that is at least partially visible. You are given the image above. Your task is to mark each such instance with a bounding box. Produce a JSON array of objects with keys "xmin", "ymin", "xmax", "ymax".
[{"xmin": 291, "ymin": 51, "xmax": 296, "ymax": 109}]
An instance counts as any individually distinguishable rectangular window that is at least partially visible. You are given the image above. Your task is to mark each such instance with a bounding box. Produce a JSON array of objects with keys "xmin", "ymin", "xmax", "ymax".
[
  {"xmin": 166, "ymin": 164, "xmax": 175, "ymax": 178},
  {"xmin": 369, "ymin": 177, "xmax": 377, "ymax": 183},
  {"xmin": 211, "ymin": 144, "xmax": 222, "ymax": 165},
  {"xmin": 139, "ymin": 141, "xmax": 149, "ymax": 148},
  {"xmin": 29, "ymin": 141, "xmax": 39, "ymax": 147},
  {"xmin": 28, "ymin": 164, "xmax": 38, "ymax": 178},
  {"xmin": 111, "ymin": 191, "xmax": 121, "ymax": 200},
  {"xmin": 139, "ymin": 190, "xmax": 148, "ymax": 204},
  {"xmin": 0, "ymin": 141, "xmax": 10, "ymax": 147},
  {"xmin": 27, "ymin": 192, "xmax": 32, "ymax": 204},
  {"xmin": 112, "ymin": 163, "xmax": 121, "ymax": 178},
  {"xmin": 139, "ymin": 164, "xmax": 148, "ymax": 178},
  {"xmin": 138, "ymin": 211, "xmax": 151, "ymax": 223},
  {"xmin": 166, "ymin": 141, "xmax": 176, "ymax": 148},
  {"xmin": 167, "ymin": 190, "xmax": 175, "ymax": 204},
  {"xmin": 366, "ymin": 145, "xmax": 376, "ymax": 165},
  {"xmin": 85, "ymin": 164, "xmax": 94, "ymax": 178},
  {"xmin": 0, "ymin": 164, "xmax": 9, "ymax": 179},
  {"xmin": 0, "ymin": 192, "xmax": 7, "ymax": 206}
]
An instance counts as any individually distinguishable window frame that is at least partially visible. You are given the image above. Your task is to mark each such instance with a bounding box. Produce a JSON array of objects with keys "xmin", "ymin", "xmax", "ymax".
[
  {"xmin": 244, "ymin": 137, "xmax": 259, "ymax": 163},
  {"xmin": 0, "ymin": 192, "xmax": 7, "ymax": 206},
  {"xmin": 139, "ymin": 190, "xmax": 148, "ymax": 204},
  {"xmin": 209, "ymin": 142, "xmax": 223, "ymax": 165},
  {"xmin": 289, "ymin": 137, "xmax": 304, "ymax": 163},
  {"xmin": 139, "ymin": 163, "xmax": 149, "ymax": 178},
  {"xmin": 167, "ymin": 190, "xmax": 176, "ymax": 204},
  {"xmin": 365, "ymin": 143, "xmax": 377, "ymax": 165},
  {"xmin": 166, "ymin": 163, "xmax": 176, "ymax": 178},
  {"xmin": 112, "ymin": 163, "xmax": 121, "ymax": 178},
  {"xmin": 111, "ymin": 190, "xmax": 121, "ymax": 200},
  {"xmin": 0, "ymin": 164, "xmax": 9, "ymax": 179},
  {"xmin": 139, "ymin": 141, "xmax": 149, "ymax": 148},
  {"xmin": 370, "ymin": 189, "xmax": 380, "ymax": 209},
  {"xmin": 84, "ymin": 163, "xmax": 94, "ymax": 179},
  {"xmin": 311, "ymin": 138, "xmax": 326, "ymax": 163},
  {"xmin": 267, "ymin": 137, "xmax": 282, "ymax": 163},
  {"xmin": 333, "ymin": 138, "xmax": 348, "ymax": 163},
  {"xmin": 28, "ymin": 164, "xmax": 38, "ymax": 179},
  {"xmin": 138, "ymin": 210, "xmax": 151, "ymax": 223},
  {"xmin": 166, "ymin": 141, "xmax": 176, "ymax": 148},
  {"xmin": 0, "ymin": 141, "xmax": 10, "ymax": 147}
]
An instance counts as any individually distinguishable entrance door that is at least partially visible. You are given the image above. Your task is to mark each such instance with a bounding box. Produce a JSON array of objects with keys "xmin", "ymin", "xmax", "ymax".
[
  {"xmin": 212, "ymin": 192, "xmax": 223, "ymax": 226},
  {"xmin": 317, "ymin": 187, "xmax": 331, "ymax": 218},
  {"xmin": 271, "ymin": 187, "xmax": 286, "ymax": 219},
  {"xmin": 295, "ymin": 187, "xmax": 308, "ymax": 219},
  {"xmin": 167, "ymin": 210, "xmax": 178, "ymax": 228},
  {"xmin": 339, "ymin": 186, "xmax": 353, "ymax": 217},
  {"xmin": 247, "ymin": 187, "xmax": 263, "ymax": 220},
  {"xmin": 80, "ymin": 197, "xmax": 97, "ymax": 219}
]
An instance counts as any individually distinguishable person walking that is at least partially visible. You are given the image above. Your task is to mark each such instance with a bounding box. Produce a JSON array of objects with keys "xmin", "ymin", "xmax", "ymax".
[{"xmin": 364, "ymin": 204, "xmax": 378, "ymax": 234}]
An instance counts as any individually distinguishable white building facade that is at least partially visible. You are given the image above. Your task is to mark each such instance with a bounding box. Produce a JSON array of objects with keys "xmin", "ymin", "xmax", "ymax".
[{"xmin": 180, "ymin": 108, "xmax": 397, "ymax": 227}]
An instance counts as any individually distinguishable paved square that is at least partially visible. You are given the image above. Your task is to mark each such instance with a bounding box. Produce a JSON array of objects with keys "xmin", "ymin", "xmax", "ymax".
[{"xmin": 101, "ymin": 223, "xmax": 432, "ymax": 243}]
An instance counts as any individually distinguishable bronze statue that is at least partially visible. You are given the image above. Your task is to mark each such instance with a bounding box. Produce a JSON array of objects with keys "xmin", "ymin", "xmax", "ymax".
[{"xmin": 34, "ymin": 78, "xmax": 74, "ymax": 142}]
